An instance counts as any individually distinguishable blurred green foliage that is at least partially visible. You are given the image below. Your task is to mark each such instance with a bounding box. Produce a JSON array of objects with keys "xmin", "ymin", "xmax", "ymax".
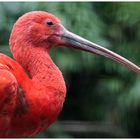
[{"xmin": 0, "ymin": 2, "xmax": 140, "ymax": 138}]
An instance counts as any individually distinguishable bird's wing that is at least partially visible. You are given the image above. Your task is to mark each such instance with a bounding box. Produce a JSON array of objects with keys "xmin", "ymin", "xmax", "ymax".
[
  {"xmin": 0, "ymin": 63, "xmax": 18, "ymax": 110},
  {"xmin": 0, "ymin": 53, "xmax": 30, "ymax": 135},
  {"xmin": 0, "ymin": 62, "xmax": 18, "ymax": 134},
  {"xmin": 0, "ymin": 52, "xmax": 30, "ymax": 110}
]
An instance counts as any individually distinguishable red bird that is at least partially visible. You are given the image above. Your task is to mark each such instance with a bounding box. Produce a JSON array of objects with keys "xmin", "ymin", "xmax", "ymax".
[{"xmin": 0, "ymin": 11, "xmax": 140, "ymax": 137}]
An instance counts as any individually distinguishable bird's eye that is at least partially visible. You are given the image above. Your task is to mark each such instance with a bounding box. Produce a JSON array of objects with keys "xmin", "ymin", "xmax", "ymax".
[{"xmin": 46, "ymin": 20, "xmax": 54, "ymax": 26}]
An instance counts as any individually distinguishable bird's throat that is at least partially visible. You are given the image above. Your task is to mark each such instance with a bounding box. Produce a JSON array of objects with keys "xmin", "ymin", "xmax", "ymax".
[
  {"xmin": 17, "ymin": 46, "xmax": 66, "ymax": 93},
  {"xmin": 24, "ymin": 47, "xmax": 54, "ymax": 80}
]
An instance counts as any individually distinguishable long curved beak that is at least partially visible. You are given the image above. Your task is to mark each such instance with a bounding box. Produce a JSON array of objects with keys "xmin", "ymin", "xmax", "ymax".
[{"xmin": 60, "ymin": 26, "xmax": 140, "ymax": 74}]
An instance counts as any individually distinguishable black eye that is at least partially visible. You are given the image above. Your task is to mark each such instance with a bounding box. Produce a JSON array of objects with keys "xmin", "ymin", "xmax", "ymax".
[{"xmin": 46, "ymin": 20, "xmax": 53, "ymax": 26}]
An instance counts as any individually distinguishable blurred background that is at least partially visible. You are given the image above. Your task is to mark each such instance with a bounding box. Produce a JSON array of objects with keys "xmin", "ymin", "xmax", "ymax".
[{"xmin": 0, "ymin": 2, "xmax": 140, "ymax": 138}]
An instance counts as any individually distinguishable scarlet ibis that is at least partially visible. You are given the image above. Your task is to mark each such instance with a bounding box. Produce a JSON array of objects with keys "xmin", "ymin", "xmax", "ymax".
[{"xmin": 0, "ymin": 11, "xmax": 139, "ymax": 137}]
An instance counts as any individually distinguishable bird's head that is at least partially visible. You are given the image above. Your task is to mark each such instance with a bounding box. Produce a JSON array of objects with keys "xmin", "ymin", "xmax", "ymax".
[{"xmin": 10, "ymin": 11, "xmax": 140, "ymax": 74}]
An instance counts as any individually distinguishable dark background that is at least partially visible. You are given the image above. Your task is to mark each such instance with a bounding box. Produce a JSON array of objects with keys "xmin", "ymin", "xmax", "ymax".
[{"xmin": 0, "ymin": 2, "xmax": 140, "ymax": 138}]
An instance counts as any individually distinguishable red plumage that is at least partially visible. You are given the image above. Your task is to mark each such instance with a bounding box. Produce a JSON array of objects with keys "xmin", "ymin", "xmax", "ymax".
[{"xmin": 0, "ymin": 11, "xmax": 66, "ymax": 137}]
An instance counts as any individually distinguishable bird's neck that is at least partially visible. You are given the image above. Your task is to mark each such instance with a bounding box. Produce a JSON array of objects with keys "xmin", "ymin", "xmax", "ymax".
[
  {"xmin": 16, "ymin": 46, "xmax": 66, "ymax": 92},
  {"xmin": 23, "ymin": 47, "xmax": 54, "ymax": 80}
]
